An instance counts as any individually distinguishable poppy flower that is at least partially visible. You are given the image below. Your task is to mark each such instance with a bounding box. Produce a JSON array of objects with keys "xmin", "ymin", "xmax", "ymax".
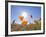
[
  {"xmin": 30, "ymin": 15, "xmax": 32, "ymax": 18},
  {"xmin": 19, "ymin": 16, "xmax": 24, "ymax": 21},
  {"xmin": 21, "ymin": 19, "xmax": 28, "ymax": 26}
]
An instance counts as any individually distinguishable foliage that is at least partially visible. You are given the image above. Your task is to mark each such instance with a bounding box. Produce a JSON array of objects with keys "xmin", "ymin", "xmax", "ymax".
[{"xmin": 11, "ymin": 20, "xmax": 41, "ymax": 32}]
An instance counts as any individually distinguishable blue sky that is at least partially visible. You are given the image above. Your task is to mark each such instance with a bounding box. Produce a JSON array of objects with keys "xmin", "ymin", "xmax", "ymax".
[{"xmin": 11, "ymin": 5, "xmax": 41, "ymax": 24}]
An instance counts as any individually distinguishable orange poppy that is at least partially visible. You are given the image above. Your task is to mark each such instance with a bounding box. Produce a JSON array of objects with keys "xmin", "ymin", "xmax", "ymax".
[
  {"xmin": 19, "ymin": 16, "xmax": 24, "ymax": 21},
  {"xmin": 22, "ymin": 19, "xmax": 28, "ymax": 26}
]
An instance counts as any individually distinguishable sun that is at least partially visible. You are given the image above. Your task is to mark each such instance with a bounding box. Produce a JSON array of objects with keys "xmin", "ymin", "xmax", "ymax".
[{"xmin": 21, "ymin": 11, "xmax": 27, "ymax": 18}]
